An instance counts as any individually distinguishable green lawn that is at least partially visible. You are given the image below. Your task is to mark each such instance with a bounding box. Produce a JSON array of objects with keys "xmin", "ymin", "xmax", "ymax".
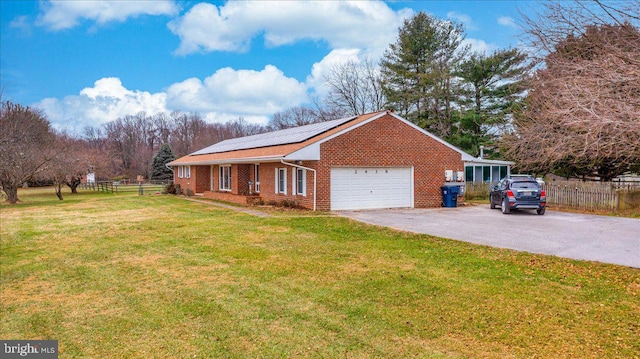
[{"xmin": 1, "ymin": 188, "xmax": 639, "ymax": 358}]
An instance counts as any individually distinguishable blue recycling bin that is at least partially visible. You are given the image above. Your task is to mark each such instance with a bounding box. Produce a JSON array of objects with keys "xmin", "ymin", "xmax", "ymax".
[{"xmin": 441, "ymin": 185, "xmax": 460, "ymax": 207}]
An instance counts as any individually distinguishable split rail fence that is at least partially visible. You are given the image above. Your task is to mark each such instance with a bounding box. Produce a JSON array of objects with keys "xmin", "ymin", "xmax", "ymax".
[{"xmin": 82, "ymin": 180, "xmax": 170, "ymax": 194}]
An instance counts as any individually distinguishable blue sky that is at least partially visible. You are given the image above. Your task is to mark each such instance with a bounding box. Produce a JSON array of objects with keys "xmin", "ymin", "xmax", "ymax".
[{"xmin": 1, "ymin": 1, "xmax": 532, "ymax": 133}]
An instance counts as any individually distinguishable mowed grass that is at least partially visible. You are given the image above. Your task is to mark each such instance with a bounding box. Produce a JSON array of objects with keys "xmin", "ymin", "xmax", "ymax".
[{"xmin": 1, "ymin": 188, "xmax": 639, "ymax": 358}]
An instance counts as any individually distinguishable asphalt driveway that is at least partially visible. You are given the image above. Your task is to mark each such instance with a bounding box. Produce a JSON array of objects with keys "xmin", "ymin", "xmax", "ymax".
[{"xmin": 339, "ymin": 206, "xmax": 640, "ymax": 268}]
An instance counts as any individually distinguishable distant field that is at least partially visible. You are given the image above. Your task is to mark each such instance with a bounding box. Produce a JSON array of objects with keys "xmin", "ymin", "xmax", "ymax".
[{"xmin": 1, "ymin": 188, "xmax": 639, "ymax": 358}]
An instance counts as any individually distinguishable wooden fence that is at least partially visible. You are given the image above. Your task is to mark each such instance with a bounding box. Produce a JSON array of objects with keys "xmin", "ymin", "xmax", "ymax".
[
  {"xmin": 96, "ymin": 181, "xmax": 117, "ymax": 193},
  {"xmin": 463, "ymin": 181, "xmax": 640, "ymax": 211},
  {"xmin": 543, "ymin": 182, "xmax": 640, "ymax": 211},
  {"xmin": 82, "ymin": 180, "xmax": 170, "ymax": 194}
]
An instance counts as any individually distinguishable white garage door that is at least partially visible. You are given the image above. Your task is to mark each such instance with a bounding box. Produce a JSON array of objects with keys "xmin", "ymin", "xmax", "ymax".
[{"xmin": 330, "ymin": 167, "xmax": 413, "ymax": 210}]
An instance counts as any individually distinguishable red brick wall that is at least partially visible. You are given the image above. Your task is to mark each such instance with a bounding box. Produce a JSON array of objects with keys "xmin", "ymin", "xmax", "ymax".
[
  {"xmin": 202, "ymin": 191, "xmax": 259, "ymax": 205},
  {"xmin": 257, "ymin": 162, "xmax": 317, "ymax": 209},
  {"xmin": 173, "ymin": 165, "xmax": 194, "ymax": 193},
  {"xmin": 237, "ymin": 164, "xmax": 251, "ymax": 195},
  {"xmin": 176, "ymin": 114, "xmax": 463, "ymax": 211},
  {"xmin": 315, "ymin": 114, "xmax": 463, "ymax": 211},
  {"xmin": 173, "ymin": 165, "xmax": 209, "ymax": 194}
]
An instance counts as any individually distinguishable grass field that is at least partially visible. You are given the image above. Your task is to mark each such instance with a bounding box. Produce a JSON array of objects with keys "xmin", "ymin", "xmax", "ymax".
[{"xmin": 1, "ymin": 188, "xmax": 639, "ymax": 358}]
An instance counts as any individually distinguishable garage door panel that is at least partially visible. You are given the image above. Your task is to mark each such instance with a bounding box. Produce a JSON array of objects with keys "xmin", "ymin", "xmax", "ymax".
[{"xmin": 330, "ymin": 167, "xmax": 412, "ymax": 210}]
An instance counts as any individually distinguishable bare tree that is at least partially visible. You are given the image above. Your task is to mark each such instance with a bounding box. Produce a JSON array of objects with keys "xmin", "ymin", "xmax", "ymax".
[
  {"xmin": 170, "ymin": 112, "xmax": 211, "ymax": 157},
  {"xmin": 82, "ymin": 126, "xmax": 118, "ymax": 180},
  {"xmin": 323, "ymin": 57, "xmax": 385, "ymax": 115},
  {"xmin": 0, "ymin": 100, "xmax": 55, "ymax": 203},
  {"xmin": 226, "ymin": 117, "xmax": 266, "ymax": 138},
  {"xmin": 46, "ymin": 132, "xmax": 90, "ymax": 200},
  {"xmin": 309, "ymin": 96, "xmax": 349, "ymax": 122},
  {"xmin": 268, "ymin": 106, "xmax": 322, "ymax": 130},
  {"xmin": 505, "ymin": 1, "xmax": 640, "ymax": 180},
  {"xmin": 520, "ymin": 0, "xmax": 640, "ymax": 61}
]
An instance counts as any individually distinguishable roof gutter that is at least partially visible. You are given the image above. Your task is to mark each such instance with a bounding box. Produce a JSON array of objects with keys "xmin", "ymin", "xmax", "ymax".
[
  {"xmin": 280, "ymin": 159, "xmax": 317, "ymax": 211},
  {"xmin": 168, "ymin": 155, "xmax": 286, "ymax": 167}
]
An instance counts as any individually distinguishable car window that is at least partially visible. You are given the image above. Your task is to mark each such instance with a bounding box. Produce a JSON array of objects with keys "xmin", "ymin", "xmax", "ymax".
[{"xmin": 511, "ymin": 181, "xmax": 539, "ymax": 189}]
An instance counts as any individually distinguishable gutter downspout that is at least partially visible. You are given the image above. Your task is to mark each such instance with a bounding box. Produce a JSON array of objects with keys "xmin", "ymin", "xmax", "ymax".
[{"xmin": 280, "ymin": 159, "xmax": 317, "ymax": 211}]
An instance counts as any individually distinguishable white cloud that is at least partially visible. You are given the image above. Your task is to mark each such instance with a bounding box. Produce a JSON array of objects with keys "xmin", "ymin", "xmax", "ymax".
[
  {"xmin": 35, "ymin": 78, "xmax": 168, "ymax": 132},
  {"xmin": 9, "ymin": 16, "xmax": 32, "ymax": 36},
  {"xmin": 166, "ymin": 65, "xmax": 308, "ymax": 122},
  {"xmin": 168, "ymin": 1, "xmax": 413, "ymax": 55},
  {"xmin": 497, "ymin": 16, "xmax": 517, "ymax": 29},
  {"xmin": 36, "ymin": 0, "xmax": 179, "ymax": 31},
  {"xmin": 462, "ymin": 38, "xmax": 498, "ymax": 55},
  {"xmin": 35, "ymin": 67, "xmax": 309, "ymax": 132},
  {"xmin": 447, "ymin": 11, "xmax": 477, "ymax": 31},
  {"xmin": 306, "ymin": 48, "xmax": 363, "ymax": 97}
]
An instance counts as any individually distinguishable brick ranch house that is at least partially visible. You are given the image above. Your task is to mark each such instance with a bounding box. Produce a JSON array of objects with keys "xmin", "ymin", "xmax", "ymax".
[{"xmin": 168, "ymin": 110, "xmax": 511, "ymax": 211}]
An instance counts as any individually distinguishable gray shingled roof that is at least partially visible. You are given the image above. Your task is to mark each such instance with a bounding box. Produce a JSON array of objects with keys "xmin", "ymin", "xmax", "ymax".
[{"xmin": 190, "ymin": 115, "xmax": 357, "ymax": 155}]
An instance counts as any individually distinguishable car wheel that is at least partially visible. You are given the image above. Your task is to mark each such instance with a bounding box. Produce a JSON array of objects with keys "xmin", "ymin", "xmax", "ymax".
[
  {"xmin": 537, "ymin": 208, "xmax": 546, "ymax": 215},
  {"xmin": 501, "ymin": 198, "xmax": 510, "ymax": 214}
]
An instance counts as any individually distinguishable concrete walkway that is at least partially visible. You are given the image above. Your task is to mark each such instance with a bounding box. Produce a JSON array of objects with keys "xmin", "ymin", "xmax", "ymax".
[
  {"xmin": 339, "ymin": 206, "xmax": 640, "ymax": 268},
  {"xmin": 184, "ymin": 197, "xmax": 271, "ymax": 218}
]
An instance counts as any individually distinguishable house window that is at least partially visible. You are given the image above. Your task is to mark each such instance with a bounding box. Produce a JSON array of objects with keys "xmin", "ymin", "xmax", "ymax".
[
  {"xmin": 500, "ymin": 165, "xmax": 508, "ymax": 179},
  {"xmin": 178, "ymin": 166, "xmax": 190, "ymax": 179},
  {"xmin": 275, "ymin": 168, "xmax": 286, "ymax": 194},
  {"xmin": 254, "ymin": 164, "xmax": 260, "ymax": 193},
  {"xmin": 294, "ymin": 168, "xmax": 306, "ymax": 196},
  {"xmin": 483, "ymin": 166, "xmax": 491, "ymax": 182},
  {"xmin": 465, "ymin": 166, "xmax": 473, "ymax": 182},
  {"xmin": 491, "ymin": 166, "xmax": 501, "ymax": 183},
  {"xmin": 219, "ymin": 165, "xmax": 231, "ymax": 191}
]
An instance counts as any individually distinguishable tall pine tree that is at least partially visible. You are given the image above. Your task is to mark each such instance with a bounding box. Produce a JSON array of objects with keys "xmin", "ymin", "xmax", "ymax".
[
  {"xmin": 451, "ymin": 49, "xmax": 530, "ymax": 157},
  {"xmin": 380, "ymin": 11, "xmax": 467, "ymax": 138}
]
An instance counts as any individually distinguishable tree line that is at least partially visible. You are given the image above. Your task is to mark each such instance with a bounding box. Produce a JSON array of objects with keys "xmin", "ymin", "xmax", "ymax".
[
  {"xmin": 2, "ymin": 0, "xmax": 638, "ymax": 204},
  {"xmin": 0, "ymin": 103, "xmax": 347, "ymax": 203}
]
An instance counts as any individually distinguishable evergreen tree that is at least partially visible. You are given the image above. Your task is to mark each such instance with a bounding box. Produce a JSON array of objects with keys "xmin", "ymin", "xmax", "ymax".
[
  {"xmin": 380, "ymin": 11, "xmax": 467, "ymax": 138},
  {"xmin": 450, "ymin": 49, "xmax": 530, "ymax": 157},
  {"xmin": 151, "ymin": 144, "xmax": 176, "ymax": 181}
]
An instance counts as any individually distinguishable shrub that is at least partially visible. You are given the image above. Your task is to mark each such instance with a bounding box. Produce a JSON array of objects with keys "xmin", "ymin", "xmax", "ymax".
[
  {"xmin": 164, "ymin": 183, "xmax": 182, "ymax": 195},
  {"xmin": 280, "ymin": 199, "xmax": 301, "ymax": 208}
]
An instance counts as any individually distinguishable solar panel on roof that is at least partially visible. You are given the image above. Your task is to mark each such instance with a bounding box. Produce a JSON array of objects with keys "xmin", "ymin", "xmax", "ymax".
[{"xmin": 190, "ymin": 115, "xmax": 357, "ymax": 155}]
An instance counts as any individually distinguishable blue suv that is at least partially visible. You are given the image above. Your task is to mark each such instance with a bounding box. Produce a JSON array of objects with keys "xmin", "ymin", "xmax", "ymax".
[{"xmin": 490, "ymin": 176, "xmax": 546, "ymax": 215}]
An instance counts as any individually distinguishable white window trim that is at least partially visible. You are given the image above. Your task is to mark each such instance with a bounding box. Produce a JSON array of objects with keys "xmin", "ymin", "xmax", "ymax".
[
  {"xmin": 294, "ymin": 168, "xmax": 306, "ymax": 196},
  {"xmin": 275, "ymin": 168, "xmax": 287, "ymax": 194},
  {"xmin": 178, "ymin": 166, "xmax": 183, "ymax": 178},
  {"xmin": 210, "ymin": 165, "xmax": 214, "ymax": 191},
  {"xmin": 254, "ymin": 164, "xmax": 260, "ymax": 193},
  {"xmin": 184, "ymin": 165, "xmax": 191, "ymax": 179},
  {"xmin": 219, "ymin": 165, "xmax": 231, "ymax": 191}
]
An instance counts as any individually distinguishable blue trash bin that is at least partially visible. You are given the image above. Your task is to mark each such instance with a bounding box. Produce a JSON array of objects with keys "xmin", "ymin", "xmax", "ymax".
[{"xmin": 441, "ymin": 185, "xmax": 460, "ymax": 207}]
